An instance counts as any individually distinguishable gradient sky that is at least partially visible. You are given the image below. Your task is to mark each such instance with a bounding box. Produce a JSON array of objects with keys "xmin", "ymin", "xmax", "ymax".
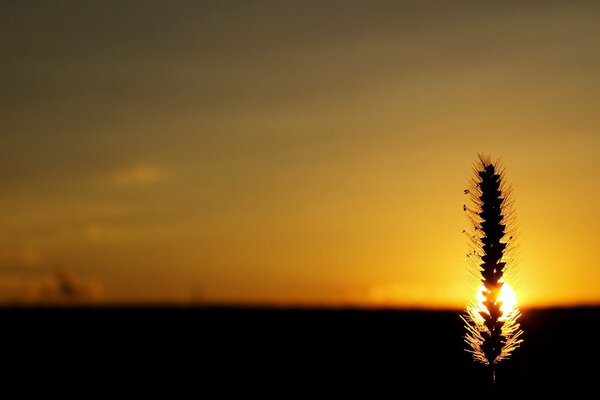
[{"xmin": 1, "ymin": 1, "xmax": 598, "ymax": 307}]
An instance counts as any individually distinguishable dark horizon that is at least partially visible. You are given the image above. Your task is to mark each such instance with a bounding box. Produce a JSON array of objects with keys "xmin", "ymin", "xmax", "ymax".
[{"xmin": 1, "ymin": 305, "xmax": 597, "ymax": 397}]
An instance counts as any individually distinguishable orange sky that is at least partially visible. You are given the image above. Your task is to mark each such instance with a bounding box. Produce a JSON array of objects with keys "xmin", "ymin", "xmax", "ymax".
[{"xmin": 1, "ymin": 1, "xmax": 598, "ymax": 307}]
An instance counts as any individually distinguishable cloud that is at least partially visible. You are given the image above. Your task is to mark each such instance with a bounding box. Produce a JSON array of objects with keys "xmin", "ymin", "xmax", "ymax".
[
  {"xmin": 0, "ymin": 274, "xmax": 27, "ymax": 301},
  {"xmin": 84, "ymin": 224, "xmax": 122, "ymax": 244},
  {"xmin": 22, "ymin": 268, "xmax": 104, "ymax": 306},
  {"xmin": 113, "ymin": 164, "xmax": 164, "ymax": 186},
  {"xmin": 0, "ymin": 246, "xmax": 43, "ymax": 267}
]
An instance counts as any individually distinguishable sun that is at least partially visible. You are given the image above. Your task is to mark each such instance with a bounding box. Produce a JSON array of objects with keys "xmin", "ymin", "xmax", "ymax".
[{"xmin": 474, "ymin": 281, "xmax": 518, "ymax": 321}]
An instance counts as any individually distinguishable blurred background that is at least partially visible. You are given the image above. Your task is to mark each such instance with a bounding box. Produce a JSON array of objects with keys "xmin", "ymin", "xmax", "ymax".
[{"xmin": 1, "ymin": 1, "xmax": 599, "ymax": 310}]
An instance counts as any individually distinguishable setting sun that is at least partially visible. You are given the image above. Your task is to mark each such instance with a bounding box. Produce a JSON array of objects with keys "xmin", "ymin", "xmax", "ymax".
[{"xmin": 474, "ymin": 282, "xmax": 518, "ymax": 321}]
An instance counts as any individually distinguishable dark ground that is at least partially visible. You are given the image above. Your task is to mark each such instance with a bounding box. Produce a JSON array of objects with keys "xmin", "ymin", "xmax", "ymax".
[{"xmin": 0, "ymin": 307, "xmax": 597, "ymax": 398}]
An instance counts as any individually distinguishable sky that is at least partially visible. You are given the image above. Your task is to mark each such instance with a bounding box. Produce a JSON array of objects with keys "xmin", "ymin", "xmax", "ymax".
[{"xmin": 1, "ymin": 1, "xmax": 598, "ymax": 307}]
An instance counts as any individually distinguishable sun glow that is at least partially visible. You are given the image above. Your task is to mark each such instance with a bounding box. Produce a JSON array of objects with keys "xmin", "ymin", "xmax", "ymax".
[
  {"xmin": 464, "ymin": 279, "xmax": 523, "ymax": 364},
  {"xmin": 474, "ymin": 281, "xmax": 518, "ymax": 321}
]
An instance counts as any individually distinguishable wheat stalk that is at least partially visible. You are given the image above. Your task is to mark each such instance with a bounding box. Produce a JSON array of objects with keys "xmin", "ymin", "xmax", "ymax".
[{"xmin": 461, "ymin": 155, "xmax": 524, "ymax": 378}]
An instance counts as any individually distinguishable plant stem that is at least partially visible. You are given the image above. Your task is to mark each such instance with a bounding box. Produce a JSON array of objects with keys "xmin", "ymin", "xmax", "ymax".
[{"xmin": 491, "ymin": 364, "xmax": 496, "ymax": 400}]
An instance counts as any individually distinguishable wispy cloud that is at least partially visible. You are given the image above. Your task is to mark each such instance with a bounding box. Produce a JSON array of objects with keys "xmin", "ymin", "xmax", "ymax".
[
  {"xmin": 0, "ymin": 246, "xmax": 43, "ymax": 267},
  {"xmin": 113, "ymin": 164, "xmax": 164, "ymax": 186},
  {"xmin": 84, "ymin": 223, "xmax": 122, "ymax": 244},
  {"xmin": 22, "ymin": 268, "xmax": 104, "ymax": 306},
  {"xmin": 0, "ymin": 267, "xmax": 105, "ymax": 306}
]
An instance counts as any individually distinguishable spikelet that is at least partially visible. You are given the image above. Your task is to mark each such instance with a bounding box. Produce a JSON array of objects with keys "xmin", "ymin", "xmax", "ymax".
[{"xmin": 461, "ymin": 155, "xmax": 523, "ymax": 365}]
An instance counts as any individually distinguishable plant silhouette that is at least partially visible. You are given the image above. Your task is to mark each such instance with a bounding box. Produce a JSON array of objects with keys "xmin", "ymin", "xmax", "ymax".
[{"xmin": 462, "ymin": 155, "xmax": 524, "ymax": 395}]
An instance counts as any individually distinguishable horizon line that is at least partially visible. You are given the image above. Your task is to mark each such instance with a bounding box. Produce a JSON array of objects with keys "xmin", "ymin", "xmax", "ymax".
[{"xmin": 1, "ymin": 300, "xmax": 599, "ymax": 311}]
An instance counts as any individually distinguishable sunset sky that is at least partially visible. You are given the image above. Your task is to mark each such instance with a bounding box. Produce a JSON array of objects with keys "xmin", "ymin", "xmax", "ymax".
[{"xmin": 1, "ymin": 1, "xmax": 598, "ymax": 307}]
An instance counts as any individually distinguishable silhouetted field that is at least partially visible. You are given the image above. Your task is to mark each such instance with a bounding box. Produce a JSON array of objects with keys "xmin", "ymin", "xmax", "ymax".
[{"xmin": 0, "ymin": 307, "xmax": 596, "ymax": 397}]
